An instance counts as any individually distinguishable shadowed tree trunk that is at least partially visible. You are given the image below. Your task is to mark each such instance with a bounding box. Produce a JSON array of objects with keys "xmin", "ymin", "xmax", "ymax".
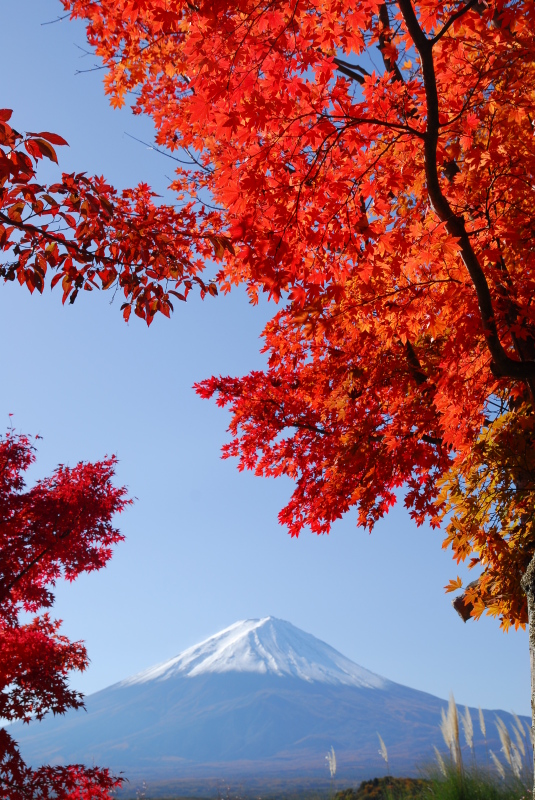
[{"xmin": 521, "ymin": 555, "xmax": 535, "ymax": 795}]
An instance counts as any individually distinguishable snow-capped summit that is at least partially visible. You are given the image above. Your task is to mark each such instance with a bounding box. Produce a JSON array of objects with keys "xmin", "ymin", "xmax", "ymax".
[{"xmin": 120, "ymin": 616, "xmax": 387, "ymax": 688}]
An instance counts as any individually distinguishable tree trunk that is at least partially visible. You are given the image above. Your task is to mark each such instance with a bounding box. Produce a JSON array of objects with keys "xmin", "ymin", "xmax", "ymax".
[{"xmin": 521, "ymin": 553, "xmax": 535, "ymax": 797}]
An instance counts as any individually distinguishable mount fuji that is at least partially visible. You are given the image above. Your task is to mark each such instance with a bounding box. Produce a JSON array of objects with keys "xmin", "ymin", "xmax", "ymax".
[
  {"xmin": 120, "ymin": 617, "xmax": 386, "ymax": 688},
  {"xmin": 12, "ymin": 617, "xmax": 528, "ymax": 792}
]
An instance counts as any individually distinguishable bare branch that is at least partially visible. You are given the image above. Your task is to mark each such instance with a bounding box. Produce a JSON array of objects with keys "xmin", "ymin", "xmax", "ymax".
[
  {"xmin": 333, "ymin": 57, "xmax": 371, "ymax": 85},
  {"xmin": 378, "ymin": 4, "xmax": 405, "ymax": 83}
]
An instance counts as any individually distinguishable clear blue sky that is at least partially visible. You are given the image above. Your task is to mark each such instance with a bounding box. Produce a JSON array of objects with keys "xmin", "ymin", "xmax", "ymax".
[{"xmin": 1, "ymin": 0, "xmax": 529, "ymax": 715}]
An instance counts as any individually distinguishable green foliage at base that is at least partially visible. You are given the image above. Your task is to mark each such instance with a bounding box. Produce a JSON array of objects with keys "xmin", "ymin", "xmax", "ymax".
[
  {"xmin": 334, "ymin": 775, "xmax": 430, "ymax": 800},
  {"xmin": 335, "ymin": 768, "xmax": 531, "ymax": 800},
  {"xmin": 423, "ymin": 768, "xmax": 530, "ymax": 800},
  {"xmin": 335, "ymin": 777, "xmax": 430, "ymax": 800}
]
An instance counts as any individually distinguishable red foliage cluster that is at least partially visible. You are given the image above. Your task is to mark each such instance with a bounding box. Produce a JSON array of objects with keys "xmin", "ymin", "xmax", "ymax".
[
  {"xmin": 0, "ymin": 109, "xmax": 221, "ymax": 323},
  {"xmin": 0, "ymin": 433, "xmax": 129, "ymax": 798}
]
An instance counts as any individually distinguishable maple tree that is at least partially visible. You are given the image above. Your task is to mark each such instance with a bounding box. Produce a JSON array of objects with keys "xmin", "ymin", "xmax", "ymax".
[
  {"xmin": 5, "ymin": 0, "xmax": 535, "ymax": 784},
  {"xmin": 0, "ymin": 431, "xmax": 129, "ymax": 798}
]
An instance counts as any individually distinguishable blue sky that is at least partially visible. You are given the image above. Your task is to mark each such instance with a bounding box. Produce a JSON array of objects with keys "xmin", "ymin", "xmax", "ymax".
[{"xmin": 0, "ymin": 0, "xmax": 529, "ymax": 715}]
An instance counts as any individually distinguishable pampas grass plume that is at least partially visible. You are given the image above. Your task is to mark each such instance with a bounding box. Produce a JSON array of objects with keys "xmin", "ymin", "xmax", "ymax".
[
  {"xmin": 479, "ymin": 707, "xmax": 486, "ymax": 739},
  {"xmin": 326, "ymin": 746, "xmax": 336, "ymax": 779},
  {"xmin": 433, "ymin": 745, "xmax": 447, "ymax": 778},
  {"xmin": 510, "ymin": 743, "xmax": 523, "ymax": 779},
  {"xmin": 440, "ymin": 707, "xmax": 453, "ymax": 751},
  {"xmin": 513, "ymin": 721, "xmax": 526, "ymax": 758},
  {"xmin": 377, "ymin": 733, "xmax": 388, "ymax": 767},
  {"xmin": 496, "ymin": 716, "xmax": 513, "ymax": 769},
  {"xmin": 449, "ymin": 694, "xmax": 460, "ymax": 751},
  {"xmin": 490, "ymin": 749, "xmax": 506, "ymax": 780},
  {"xmin": 462, "ymin": 705, "xmax": 474, "ymax": 751}
]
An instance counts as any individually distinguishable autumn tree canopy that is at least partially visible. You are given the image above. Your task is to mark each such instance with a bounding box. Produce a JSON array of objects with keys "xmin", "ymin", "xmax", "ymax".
[
  {"xmin": 0, "ymin": 433, "xmax": 129, "ymax": 798},
  {"xmin": 54, "ymin": 0, "xmax": 535, "ymax": 634}
]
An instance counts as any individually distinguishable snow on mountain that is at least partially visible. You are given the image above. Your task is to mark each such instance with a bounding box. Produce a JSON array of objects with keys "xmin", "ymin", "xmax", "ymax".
[{"xmin": 120, "ymin": 616, "xmax": 387, "ymax": 689}]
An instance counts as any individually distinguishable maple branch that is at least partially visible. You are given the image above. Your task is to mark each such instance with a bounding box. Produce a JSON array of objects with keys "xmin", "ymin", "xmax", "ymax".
[
  {"xmin": 226, "ymin": 0, "xmax": 300, "ymax": 94},
  {"xmin": 343, "ymin": 116, "xmax": 423, "ymax": 137},
  {"xmin": 0, "ymin": 211, "xmax": 86, "ymax": 256},
  {"xmin": 41, "ymin": 13, "xmax": 70, "ymax": 25},
  {"xmin": 287, "ymin": 421, "xmax": 328, "ymax": 435},
  {"xmin": 378, "ymin": 4, "xmax": 404, "ymax": 83},
  {"xmin": 405, "ymin": 340, "xmax": 429, "ymax": 386},
  {"xmin": 326, "ymin": 278, "xmax": 467, "ymax": 326},
  {"xmin": 396, "ymin": 0, "xmax": 535, "ymax": 383},
  {"xmin": 264, "ymin": 396, "xmax": 328, "ymax": 435},
  {"xmin": 333, "ymin": 58, "xmax": 370, "ymax": 85},
  {"xmin": 431, "ymin": 0, "xmax": 481, "ymax": 44},
  {"xmin": 124, "ymin": 132, "xmax": 200, "ymax": 167},
  {"xmin": 421, "ymin": 433, "xmax": 443, "ymax": 446},
  {"xmin": 0, "ymin": 209, "xmax": 219, "ymax": 289}
]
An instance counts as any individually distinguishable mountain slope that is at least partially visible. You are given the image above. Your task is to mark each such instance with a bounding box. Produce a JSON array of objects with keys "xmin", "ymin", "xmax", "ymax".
[{"xmin": 12, "ymin": 617, "xmax": 529, "ymax": 788}]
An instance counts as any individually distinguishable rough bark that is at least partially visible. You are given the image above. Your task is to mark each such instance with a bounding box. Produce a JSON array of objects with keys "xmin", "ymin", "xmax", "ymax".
[{"xmin": 521, "ymin": 553, "xmax": 535, "ymax": 795}]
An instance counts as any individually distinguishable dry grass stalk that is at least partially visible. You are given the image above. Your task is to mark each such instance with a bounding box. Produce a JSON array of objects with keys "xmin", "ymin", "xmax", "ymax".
[
  {"xmin": 461, "ymin": 705, "xmax": 474, "ymax": 751},
  {"xmin": 434, "ymin": 699, "xmax": 531, "ymax": 788},
  {"xmin": 451, "ymin": 695, "xmax": 462, "ymax": 768},
  {"xmin": 510, "ymin": 743, "xmax": 523, "ymax": 779},
  {"xmin": 490, "ymin": 749, "xmax": 506, "ymax": 780},
  {"xmin": 478, "ymin": 707, "xmax": 486, "ymax": 738},
  {"xmin": 440, "ymin": 693, "xmax": 462, "ymax": 768},
  {"xmin": 512, "ymin": 712, "xmax": 524, "ymax": 735},
  {"xmin": 440, "ymin": 707, "xmax": 453, "ymax": 752},
  {"xmin": 496, "ymin": 716, "xmax": 513, "ymax": 768},
  {"xmin": 377, "ymin": 733, "xmax": 388, "ymax": 770},
  {"xmin": 433, "ymin": 745, "xmax": 447, "ymax": 778},
  {"xmin": 512, "ymin": 720, "xmax": 526, "ymax": 758},
  {"xmin": 449, "ymin": 695, "xmax": 460, "ymax": 752},
  {"xmin": 326, "ymin": 746, "xmax": 336, "ymax": 779}
]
